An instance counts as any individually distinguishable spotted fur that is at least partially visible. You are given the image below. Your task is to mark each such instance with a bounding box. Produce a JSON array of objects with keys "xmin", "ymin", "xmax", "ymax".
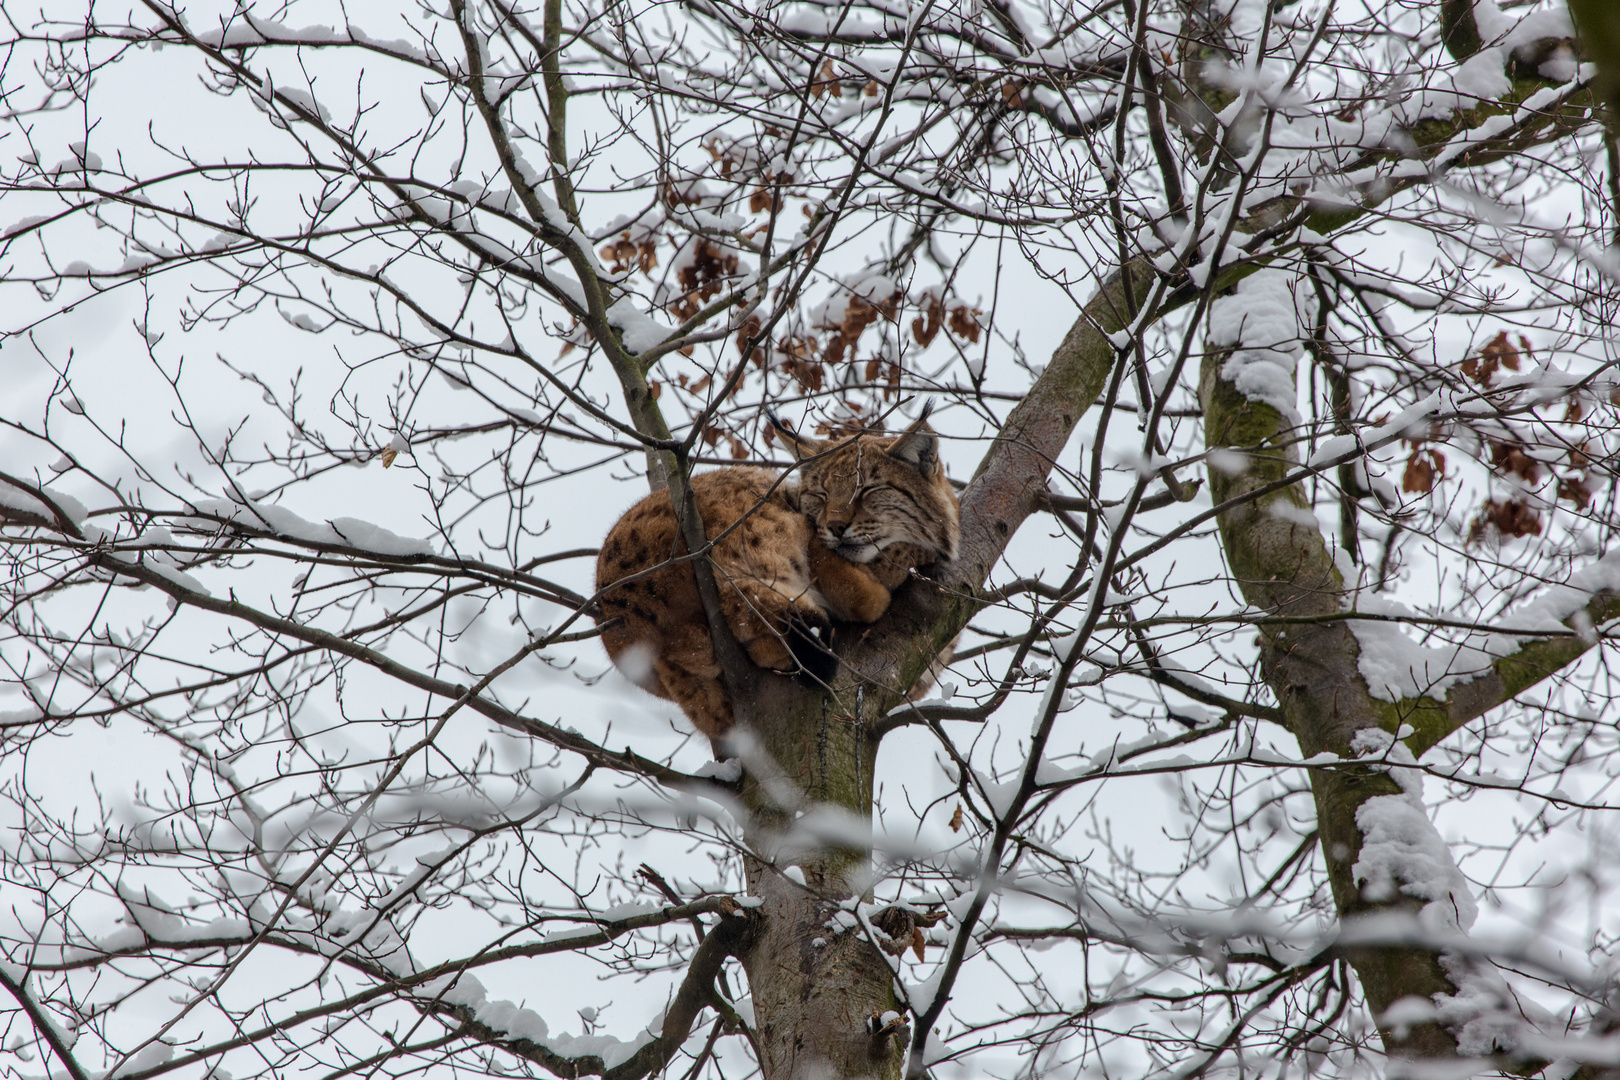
[{"xmin": 595, "ymin": 414, "xmax": 959, "ymax": 739}]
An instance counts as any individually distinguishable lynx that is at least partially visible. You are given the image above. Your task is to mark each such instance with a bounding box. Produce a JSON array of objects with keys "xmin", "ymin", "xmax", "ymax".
[{"xmin": 595, "ymin": 412, "xmax": 960, "ymax": 739}]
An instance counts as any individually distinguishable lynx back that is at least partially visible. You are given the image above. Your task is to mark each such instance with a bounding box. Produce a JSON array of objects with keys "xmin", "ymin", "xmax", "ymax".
[{"xmin": 595, "ymin": 468, "xmax": 832, "ymax": 739}]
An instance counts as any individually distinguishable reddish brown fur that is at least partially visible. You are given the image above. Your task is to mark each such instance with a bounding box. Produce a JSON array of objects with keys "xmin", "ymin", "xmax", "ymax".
[{"xmin": 596, "ymin": 416, "xmax": 960, "ymax": 738}]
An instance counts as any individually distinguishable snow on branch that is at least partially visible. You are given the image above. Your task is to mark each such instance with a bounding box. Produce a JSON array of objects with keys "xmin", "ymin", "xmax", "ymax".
[
  {"xmin": 1353, "ymin": 551, "xmax": 1620, "ymax": 754},
  {"xmin": 184, "ymin": 495, "xmax": 437, "ymax": 558}
]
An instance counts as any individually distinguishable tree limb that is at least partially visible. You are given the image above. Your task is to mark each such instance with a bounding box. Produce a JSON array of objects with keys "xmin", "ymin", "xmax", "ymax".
[{"xmin": 1398, "ymin": 591, "xmax": 1620, "ymax": 757}]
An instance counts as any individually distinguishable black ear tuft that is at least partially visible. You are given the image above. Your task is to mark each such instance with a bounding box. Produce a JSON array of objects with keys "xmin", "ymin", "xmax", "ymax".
[
  {"xmin": 886, "ymin": 408, "xmax": 939, "ymax": 474},
  {"xmin": 767, "ymin": 412, "xmax": 820, "ymax": 462},
  {"xmin": 785, "ymin": 610, "xmax": 840, "ymax": 688}
]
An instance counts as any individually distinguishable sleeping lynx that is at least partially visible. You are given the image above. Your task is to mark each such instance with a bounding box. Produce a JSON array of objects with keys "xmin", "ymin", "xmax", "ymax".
[{"xmin": 595, "ymin": 412, "xmax": 960, "ymax": 738}]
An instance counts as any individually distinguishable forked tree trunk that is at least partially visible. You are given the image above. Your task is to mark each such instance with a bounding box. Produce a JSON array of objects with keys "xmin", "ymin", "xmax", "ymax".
[
  {"xmin": 1199, "ymin": 338, "xmax": 1617, "ymax": 1066},
  {"xmin": 717, "ymin": 260, "xmax": 1141, "ymax": 1079},
  {"xmin": 1200, "ymin": 358, "xmax": 1469, "ymax": 1060}
]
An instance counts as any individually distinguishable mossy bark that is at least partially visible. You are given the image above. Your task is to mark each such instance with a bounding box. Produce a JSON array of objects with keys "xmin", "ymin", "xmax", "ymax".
[
  {"xmin": 1199, "ymin": 353, "xmax": 1469, "ymax": 1060},
  {"xmin": 1198, "ymin": 332, "xmax": 1618, "ymax": 1066}
]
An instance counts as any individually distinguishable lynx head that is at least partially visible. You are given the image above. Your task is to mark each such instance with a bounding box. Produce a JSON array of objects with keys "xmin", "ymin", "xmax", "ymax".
[{"xmin": 771, "ymin": 407, "xmax": 960, "ymax": 566}]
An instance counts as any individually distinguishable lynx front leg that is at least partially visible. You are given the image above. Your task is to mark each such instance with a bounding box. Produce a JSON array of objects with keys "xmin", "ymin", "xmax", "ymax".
[
  {"xmin": 809, "ymin": 542, "xmax": 893, "ymax": 624},
  {"xmin": 711, "ymin": 578, "xmax": 831, "ymax": 681},
  {"xmin": 864, "ymin": 541, "xmax": 934, "ymax": 591}
]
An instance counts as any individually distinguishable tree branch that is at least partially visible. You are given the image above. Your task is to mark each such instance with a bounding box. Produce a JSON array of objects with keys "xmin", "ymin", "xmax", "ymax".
[
  {"xmin": 443, "ymin": 907, "xmax": 752, "ymax": 1080},
  {"xmin": 91, "ymin": 554, "xmax": 719, "ymax": 791},
  {"xmin": 849, "ymin": 60, "xmax": 1595, "ymax": 699},
  {"xmin": 1399, "ymin": 590, "xmax": 1620, "ymax": 757},
  {"xmin": 0, "ymin": 965, "xmax": 91, "ymax": 1080}
]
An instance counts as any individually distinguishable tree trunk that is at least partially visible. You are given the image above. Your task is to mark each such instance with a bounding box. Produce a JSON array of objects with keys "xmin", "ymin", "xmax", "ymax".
[
  {"xmin": 1199, "ymin": 347, "xmax": 1476, "ymax": 1061},
  {"xmin": 733, "ymin": 677, "xmax": 906, "ymax": 1080}
]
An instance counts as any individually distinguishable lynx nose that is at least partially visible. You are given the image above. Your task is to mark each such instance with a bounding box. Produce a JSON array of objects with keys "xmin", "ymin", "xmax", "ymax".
[{"xmin": 826, "ymin": 521, "xmax": 848, "ymax": 538}]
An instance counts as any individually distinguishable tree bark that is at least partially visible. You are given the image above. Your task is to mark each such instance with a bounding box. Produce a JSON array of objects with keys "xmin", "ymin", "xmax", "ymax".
[
  {"xmin": 732, "ymin": 678, "xmax": 905, "ymax": 1079},
  {"xmin": 1199, "ymin": 337, "xmax": 1618, "ymax": 1065},
  {"xmin": 1199, "ymin": 356, "xmax": 1469, "ymax": 1059}
]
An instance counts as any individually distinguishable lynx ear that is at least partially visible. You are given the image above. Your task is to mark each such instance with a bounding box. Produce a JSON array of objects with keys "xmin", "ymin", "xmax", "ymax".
[
  {"xmin": 767, "ymin": 412, "xmax": 822, "ymax": 462},
  {"xmin": 886, "ymin": 408, "xmax": 939, "ymax": 475}
]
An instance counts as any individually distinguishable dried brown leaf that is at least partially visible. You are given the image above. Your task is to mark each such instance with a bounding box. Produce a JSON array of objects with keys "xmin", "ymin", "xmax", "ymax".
[
  {"xmin": 912, "ymin": 294, "xmax": 943, "ymax": 347},
  {"xmin": 1557, "ymin": 477, "xmax": 1592, "ymax": 509},
  {"xmin": 947, "ymin": 304, "xmax": 981, "ymax": 343},
  {"xmin": 1489, "ymin": 439, "xmax": 1542, "ymax": 484},
  {"xmin": 1469, "ymin": 498, "xmax": 1543, "ymax": 543}
]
